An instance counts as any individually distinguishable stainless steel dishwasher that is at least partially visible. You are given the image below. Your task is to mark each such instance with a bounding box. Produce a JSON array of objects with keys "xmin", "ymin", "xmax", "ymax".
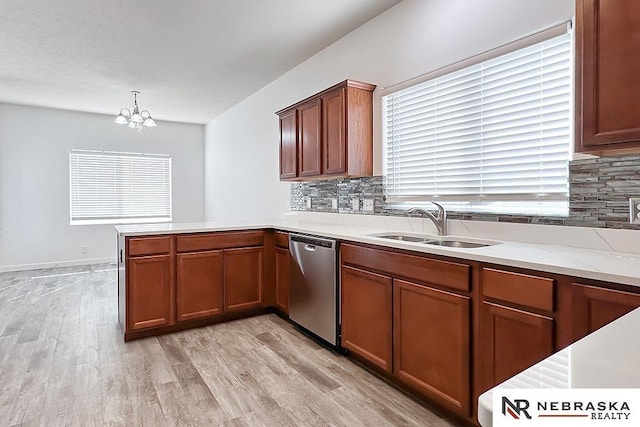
[{"xmin": 289, "ymin": 233, "xmax": 338, "ymax": 346}]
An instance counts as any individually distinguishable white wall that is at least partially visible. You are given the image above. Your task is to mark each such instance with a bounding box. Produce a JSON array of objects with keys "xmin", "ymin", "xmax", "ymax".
[
  {"xmin": 0, "ymin": 103, "xmax": 204, "ymax": 270},
  {"xmin": 204, "ymin": 0, "xmax": 574, "ymax": 221}
]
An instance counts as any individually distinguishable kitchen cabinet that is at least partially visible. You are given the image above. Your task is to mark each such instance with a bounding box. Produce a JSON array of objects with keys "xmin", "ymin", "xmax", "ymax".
[
  {"xmin": 394, "ymin": 279, "xmax": 471, "ymax": 415},
  {"xmin": 478, "ymin": 268, "xmax": 555, "ymax": 390},
  {"xmin": 224, "ymin": 246, "xmax": 263, "ymax": 312},
  {"xmin": 121, "ymin": 231, "xmax": 266, "ymax": 340},
  {"xmin": 126, "ymin": 236, "xmax": 174, "ymax": 332},
  {"xmin": 576, "ymin": 0, "xmax": 640, "ymax": 154},
  {"xmin": 572, "ymin": 283, "xmax": 640, "ymax": 341},
  {"xmin": 276, "ymin": 80, "xmax": 376, "ymax": 180},
  {"xmin": 479, "ymin": 302, "xmax": 554, "ymax": 386},
  {"xmin": 298, "ymin": 99, "xmax": 322, "ymax": 177},
  {"xmin": 275, "ymin": 247, "xmax": 290, "ymax": 313},
  {"xmin": 279, "ymin": 109, "xmax": 297, "ymax": 180},
  {"xmin": 341, "ymin": 264, "xmax": 393, "ymax": 372},
  {"xmin": 176, "ymin": 250, "xmax": 223, "ymax": 322},
  {"xmin": 340, "ymin": 243, "xmax": 472, "ymax": 418},
  {"xmin": 273, "ymin": 228, "xmax": 290, "ymax": 314},
  {"xmin": 321, "ymin": 88, "xmax": 346, "ymax": 175}
]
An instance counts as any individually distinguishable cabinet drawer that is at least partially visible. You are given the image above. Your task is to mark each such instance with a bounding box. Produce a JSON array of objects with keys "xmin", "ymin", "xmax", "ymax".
[
  {"xmin": 128, "ymin": 236, "xmax": 171, "ymax": 257},
  {"xmin": 341, "ymin": 244, "xmax": 470, "ymax": 292},
  {"xmin": 274, "ymin": 231, "xmax": 289, "ymax": 248},
  {"xmin": 177, "ymin": 231, "xmax": 264, "ymax": 253},
  {"xmin": 482, "ymin": 268, "xmax": 554, "ymax": 312}
]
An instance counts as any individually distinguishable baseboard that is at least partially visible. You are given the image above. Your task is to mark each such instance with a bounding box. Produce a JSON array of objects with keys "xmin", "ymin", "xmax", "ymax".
[{"xmin": 0, "ymin": 257, "xmax": 116, "ymax": 273}]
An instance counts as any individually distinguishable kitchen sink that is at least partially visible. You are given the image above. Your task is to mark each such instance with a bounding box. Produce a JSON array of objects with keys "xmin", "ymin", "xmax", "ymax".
[
  {"xmin": 369, "ymin": 233, "xmax": 499, "ymax": 248},
  {"xmin": 372, "ymin": 234, "xmax": 427, "ymax": 242},
  {"xmin": 422, "ymin": 239, "xmax": 492, "ymax": 248}
]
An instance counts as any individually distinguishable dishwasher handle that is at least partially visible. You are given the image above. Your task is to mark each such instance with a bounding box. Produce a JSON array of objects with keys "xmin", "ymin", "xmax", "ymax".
[{"xmin": 304, "ymin": 244, "xmax": 317, "ymax": 252}]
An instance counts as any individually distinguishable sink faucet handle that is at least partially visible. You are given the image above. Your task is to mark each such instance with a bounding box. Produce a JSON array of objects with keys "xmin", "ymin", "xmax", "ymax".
[{"xmin": 430, "ymin": 201, "xmax": 446, "ymax": 218}]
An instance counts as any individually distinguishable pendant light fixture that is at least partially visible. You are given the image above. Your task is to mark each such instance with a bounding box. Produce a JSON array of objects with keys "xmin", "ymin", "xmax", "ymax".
[{"xmin": 114, "ymin": 91, "xmax": 157, "ymax": 132}]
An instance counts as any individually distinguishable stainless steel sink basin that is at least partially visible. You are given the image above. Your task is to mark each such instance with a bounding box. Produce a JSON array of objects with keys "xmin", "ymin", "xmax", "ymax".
[
  {"xmin": 422, "ymin": 239, "xmax": 492, "ymax": 248},
  {"xmin": 369, "ymin": 233, "xmax": 499, "ymax": 248},
  {"xmin": 373, "ymin": 234, "xmax": 426, "ymax": 242}
]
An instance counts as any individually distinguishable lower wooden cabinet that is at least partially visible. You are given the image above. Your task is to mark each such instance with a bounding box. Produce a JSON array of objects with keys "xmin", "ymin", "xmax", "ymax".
[
  {"xmin": 275, "ymin": 247, "xmax": 290, "ymax": 313},
  {"xmin": 394, "ymin": 279, "xmax": 471, "ymax": 415},
  {"xmin": 127, "ymin": 255, "xmax": 173, "ymax": 331},
  {"xmin": 176, "ymin": 250, "xmax": 223, "ymax": 321},
  {"xmin": 341, "ymin": 265, "xmax": 393, "ymax": 372},
  {"xmin": 224, "ymin": 247, "xmax": 263, "ymax": 312},
  {"xmin": 572, "ymin": 283, "xmax": 640, "ymax": 341},
  {"xmin": 479, "ymin": 302, "xmax": 554, "ymax": 387}
]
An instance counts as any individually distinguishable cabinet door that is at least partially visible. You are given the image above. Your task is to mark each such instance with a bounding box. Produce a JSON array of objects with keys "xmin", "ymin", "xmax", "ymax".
[
  {"xmin": 176, "ymin": 251, "xmax": 223, "ymax": 322},
  {"xmin": 322, "ymin": 88, "xmax": 346, "ymax": 175},
  {"xmin": 573, "ymin": 283, "xmax": 640, "ymax": 341},
  {"xmin": 479, "ymin": 302, "xmax": 554, "ymax": 390},
  {"xmin": 224, "ymin": 247, "xmax": 263, "ymax": 312},
  {"xmin": 127, "ymin": 255, "xmax": 173, "ymax": 331},
  {"xmin": 341, "ymin": 265, "xmax": 393, "ymax": 372},
  {"xmin": 275, "ymin": 247, "xmax": 290, "ymax": 313},
  {"xmin": 394, "ymin": 279, "xmax": 471, "ymax": 416},
  {"xmin": 577, "ymin": 0, "xmax": 640, "ymax": 152},
  {"xmin": 298, "ymin": 99, "xmax": 322, "ymax": 177},
  {"xmin": 279, "ymin": 109, "xmax": 297, "ymax": 179}
]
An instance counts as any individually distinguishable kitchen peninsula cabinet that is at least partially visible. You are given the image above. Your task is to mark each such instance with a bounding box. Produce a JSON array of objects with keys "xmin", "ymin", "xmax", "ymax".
[
  {"xmin": 224, "ymin": 247, "xmax": 263, "ymax": 312},
  {"xmin": 276, "ymin": 80, "xmax": 376, "ymax": 180},
  {"xmin": 576, "ymin": 0, "xmax": 640, "ymax": 154},
  {"xmin": 176, "ymin": 250, "xmax": 223, "ymax": 321},
  {"xmin": 119, "ymin": 230, "xmax": 267, "ymax": 341},
  {"xmin": 128, "ymin": 254, "xmax": 173, "ymax": 331},
  {"xmin": 572, "ymin": 283, "xmax": 640, "ymax": 341}
]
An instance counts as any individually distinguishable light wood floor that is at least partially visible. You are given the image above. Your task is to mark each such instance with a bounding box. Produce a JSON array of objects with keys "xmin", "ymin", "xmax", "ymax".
[{"xmin": 0, "ymin": 264, "xmax": 457, "ymax": 426}]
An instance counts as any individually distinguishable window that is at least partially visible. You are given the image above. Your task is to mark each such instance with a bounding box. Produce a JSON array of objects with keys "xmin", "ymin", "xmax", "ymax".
[
  {"xmin": 383, "ymin": 24, "xmax": 572, "ymax": 216},
  {"xmin": 69, "ymin": 150, "xmax": 172, "ymax": 225}
]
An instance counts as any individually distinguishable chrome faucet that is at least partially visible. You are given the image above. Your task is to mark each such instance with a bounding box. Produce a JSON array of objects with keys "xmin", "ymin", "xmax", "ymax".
[{"xmin": 407, "ymin": 202, "xmax": 448, "ymax": 236}]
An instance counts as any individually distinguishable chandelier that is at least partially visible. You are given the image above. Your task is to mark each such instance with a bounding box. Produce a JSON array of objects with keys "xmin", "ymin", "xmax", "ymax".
[{"xmin": 113, "ymin": 90, "xmax": 157, "ymax": 132}]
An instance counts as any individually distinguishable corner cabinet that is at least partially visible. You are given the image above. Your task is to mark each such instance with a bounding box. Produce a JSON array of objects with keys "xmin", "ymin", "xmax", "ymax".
[
  {"xmin": 276, "ymin": 80, "xmax": 376, "ymax": 180},
  {"xmin": 576, "ymin": 0, "xmax": 640, "ymax": 154}
]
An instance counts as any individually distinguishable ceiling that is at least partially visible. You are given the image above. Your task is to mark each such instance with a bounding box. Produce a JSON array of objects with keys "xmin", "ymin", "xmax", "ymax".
[{"xmin": 0, "ymin": 0, "xmax": 400, "ymax": 124}]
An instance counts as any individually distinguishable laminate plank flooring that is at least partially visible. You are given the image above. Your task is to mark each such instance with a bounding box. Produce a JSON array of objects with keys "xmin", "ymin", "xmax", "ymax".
[{"xmin": 0, "ymin": 264, "xmax": 458, "ymax": 426}]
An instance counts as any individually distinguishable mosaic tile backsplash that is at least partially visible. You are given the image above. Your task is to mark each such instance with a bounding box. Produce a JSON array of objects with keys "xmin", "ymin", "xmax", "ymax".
[{"xmin": 290, "ymin": 155, "xmax": 640, "ymax": 230}]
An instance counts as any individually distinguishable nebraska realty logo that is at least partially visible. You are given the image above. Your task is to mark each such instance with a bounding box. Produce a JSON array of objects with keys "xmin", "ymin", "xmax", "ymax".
[{"xmin": 493, "ymin": 389, "xmax": 640, "ymax": 426}]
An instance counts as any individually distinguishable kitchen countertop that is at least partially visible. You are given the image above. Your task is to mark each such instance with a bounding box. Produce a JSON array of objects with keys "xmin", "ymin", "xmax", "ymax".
[
  {"xmin": 477, "ymin": 306, "xmax": 640, "ymax": 426},
  {"xmin": 115, "ymin": 219, "xmax": 640, "ymax": 287}
]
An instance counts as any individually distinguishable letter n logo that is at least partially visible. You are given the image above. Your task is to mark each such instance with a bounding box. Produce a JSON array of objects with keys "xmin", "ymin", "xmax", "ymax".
[{"xmin": 502, "ymin": 397, "xmax": 532, "ymax": 419}]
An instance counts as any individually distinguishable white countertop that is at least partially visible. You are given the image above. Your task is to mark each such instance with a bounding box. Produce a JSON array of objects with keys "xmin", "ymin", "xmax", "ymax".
[
  {"xmin": 477, "ymin": 306, "xmax": 640, "ymax": 427},
  {"xmin": 115, "ymin": 217, "xmax": 640, "ymax": 287}
]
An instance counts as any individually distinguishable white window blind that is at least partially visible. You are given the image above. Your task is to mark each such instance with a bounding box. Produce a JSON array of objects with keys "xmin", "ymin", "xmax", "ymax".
[
  {"xmin": 383, "ymin": 28, "xmax": 572, "ymax": 215},
  {"xmin": 69, "ymin": 150, "xmax": 172, "ymax": 224}
]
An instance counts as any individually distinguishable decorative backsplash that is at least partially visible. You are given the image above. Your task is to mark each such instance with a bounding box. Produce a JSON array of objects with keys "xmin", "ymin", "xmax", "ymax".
[{"xmin": 290, "ymin": 155, "xmax": 640, "ymax": 230}]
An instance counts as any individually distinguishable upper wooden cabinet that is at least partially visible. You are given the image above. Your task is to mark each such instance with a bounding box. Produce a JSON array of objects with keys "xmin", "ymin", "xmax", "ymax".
[
  {"xmin": 298, "ymin": 99, "xmax": 322, "ymax": 177},
  {"xmin": 278, "ymin": 109, "xmax": 297, "ymax": 179},
  {"xmin": 576, "ymin": 0, "xmax": 640, "ymax": 154},
  {"xmin": 276, "ymin": 80, "xmax": 376, "ymax": 180}
]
